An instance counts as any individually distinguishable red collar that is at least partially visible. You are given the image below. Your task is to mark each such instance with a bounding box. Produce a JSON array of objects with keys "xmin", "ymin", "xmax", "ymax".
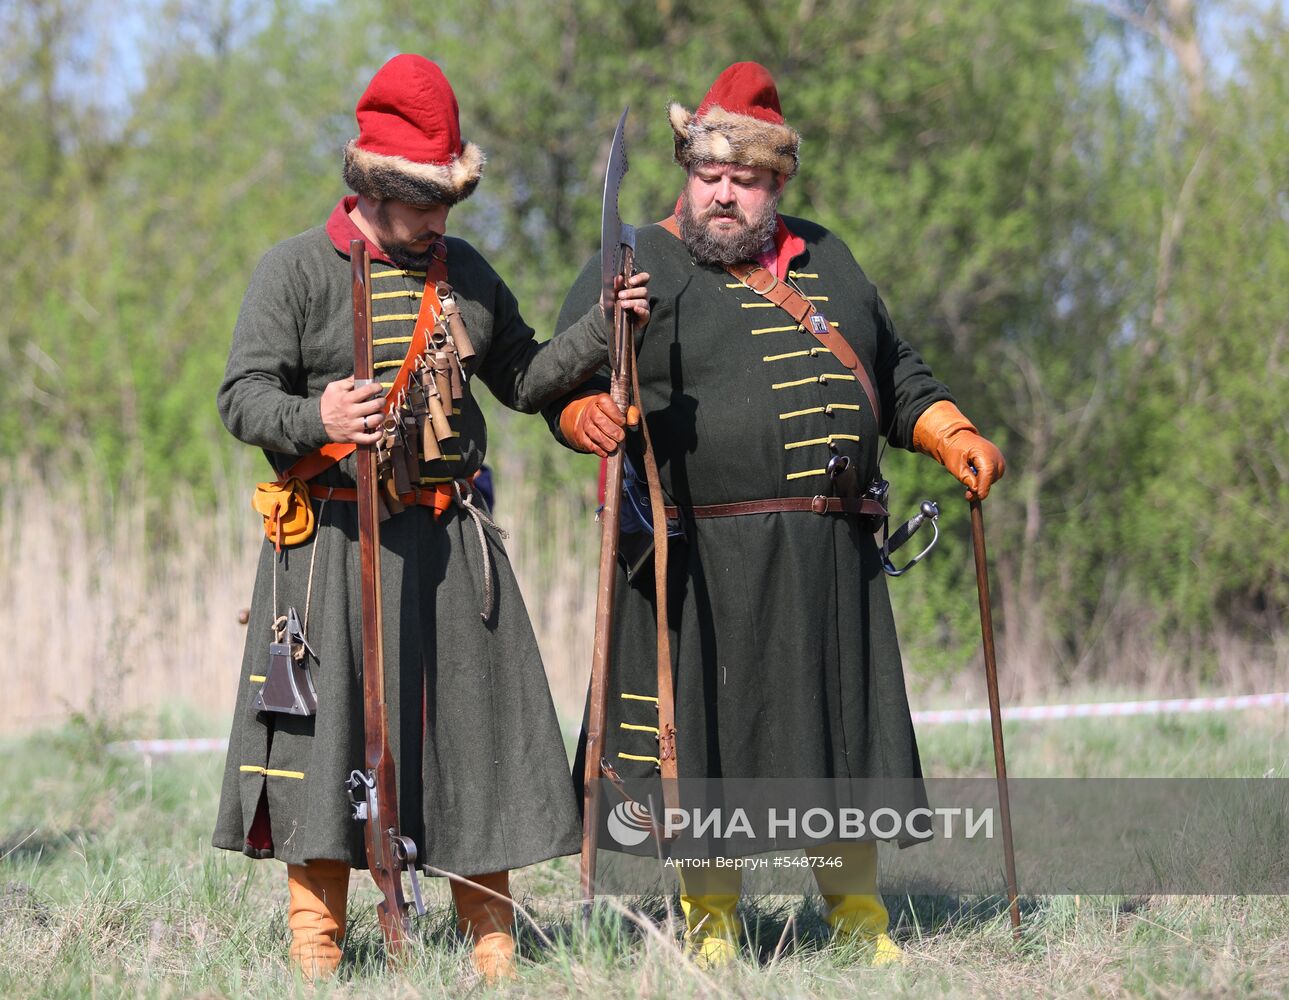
[
  {"xmin": 667, "ymin": 200, "xmax": 806, "ymax": 281},
  {"xmin": 325, "ymin": 196, "xmax": 395, "ymax": 264},
  {"xmin": 768, "ymin": 214, "xmax": 806, "ymax": 282}
]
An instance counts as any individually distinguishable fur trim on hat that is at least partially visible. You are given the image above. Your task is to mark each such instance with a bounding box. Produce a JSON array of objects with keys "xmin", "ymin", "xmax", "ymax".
[
  {"xmin": 343, "ymin": 139, "xmax": 485, "ymax": 206},
  {"xmin": 668, "ymin": 102, "xmax": 799, "ymax": 178}
]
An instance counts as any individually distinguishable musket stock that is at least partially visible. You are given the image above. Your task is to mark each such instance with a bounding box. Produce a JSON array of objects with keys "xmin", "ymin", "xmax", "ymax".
[{"xmin": 348, "ymin": 238, "xmax": 425, "ymax": 958}]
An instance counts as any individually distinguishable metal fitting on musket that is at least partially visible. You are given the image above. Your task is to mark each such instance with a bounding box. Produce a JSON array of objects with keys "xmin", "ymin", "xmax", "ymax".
[{"xmin": 436, "ymin": 281, "xmax": 475, "ymax": 365}]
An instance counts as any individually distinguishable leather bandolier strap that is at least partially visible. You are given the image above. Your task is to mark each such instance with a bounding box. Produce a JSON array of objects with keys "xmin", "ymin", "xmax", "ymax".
[{"xmin": 280, "ymin": 253, "xmax": 451, "ymax": 485}]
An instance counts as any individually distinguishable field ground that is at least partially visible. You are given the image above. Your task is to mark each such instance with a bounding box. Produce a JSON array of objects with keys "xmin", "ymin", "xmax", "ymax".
[{"xmin": 1, "ymin": 705, "xmax": 1286, "ymax": 998}]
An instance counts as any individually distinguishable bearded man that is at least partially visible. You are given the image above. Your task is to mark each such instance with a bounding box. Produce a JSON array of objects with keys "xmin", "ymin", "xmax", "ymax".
[
  {"xmin": 547, "ymin": 62, "xmax": 1003, "ymax": 966},
  {"xmin": 212, "ymin": 54, "xmax": 648, "ymax": 981}
]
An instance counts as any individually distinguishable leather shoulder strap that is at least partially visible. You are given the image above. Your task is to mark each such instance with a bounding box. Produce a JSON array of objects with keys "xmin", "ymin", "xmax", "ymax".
[
  {"xmin": 282, "ymin": 255, "xmax": 449, "ymax": 483},
  {"xmin": 657, "ymin": 215, "xmax": 882, "ymax": 431}
]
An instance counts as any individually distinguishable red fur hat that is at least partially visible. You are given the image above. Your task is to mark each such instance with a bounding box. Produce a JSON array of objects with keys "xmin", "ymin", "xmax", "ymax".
[
  {"xmin": 343, "ymin": 54, "xmax": 485, "ymax": 206},
  {"xmin": 668, "ymin": 62, "xmax": 800, "ymax": 178}
]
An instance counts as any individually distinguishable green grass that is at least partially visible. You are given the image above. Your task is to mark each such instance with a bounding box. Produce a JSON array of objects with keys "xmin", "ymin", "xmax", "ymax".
[{"xmin": 1, "ymin": 706, "xmax": 1286, "ymax": 998}]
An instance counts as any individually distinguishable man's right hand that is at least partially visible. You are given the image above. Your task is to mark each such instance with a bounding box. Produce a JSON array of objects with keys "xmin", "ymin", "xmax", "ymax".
[
  {"xmin": 320, "ymin": 377, "xmax": 386, "ymax": 445},
  {"xmin": 559, "ymin": 392, "xmax": 638, "ymax": 457}
]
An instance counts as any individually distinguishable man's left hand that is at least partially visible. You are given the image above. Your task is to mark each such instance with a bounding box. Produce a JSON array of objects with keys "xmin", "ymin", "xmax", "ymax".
[
  {"xmin": 911, "ymin": 400, "xmax": 1006, "ymax": 500},
  {"xmin": 614, "ymin": 271, "xmax": 651, "ymax": 325}
]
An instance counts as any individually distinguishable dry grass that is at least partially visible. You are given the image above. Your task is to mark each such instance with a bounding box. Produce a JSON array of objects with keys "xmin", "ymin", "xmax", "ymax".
[
  {"xmin": 0, "ymin": 462, "xmax": 256, "ymax": 733},
  {"xmin": 2, "ymin": 459, "xmax": 1285, "ymax": 735},
  {"xmin": 489, "ymin": 451, "xmax": 599, "ymax": 718},
  {"xmin": 0, "ymin": 458, "xmax": 600, "ymax": 733}
]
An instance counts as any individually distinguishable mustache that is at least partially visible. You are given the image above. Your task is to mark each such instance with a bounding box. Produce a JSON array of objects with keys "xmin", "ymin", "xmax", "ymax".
[
  {"xmin": 383, "ymin": 234, "xmax": 446, "ymax": 271},
  {"xmin": 701, "ymin": 203, "xmax": 747, "ymax": 224},
  {"xmin": 677, "ymin": 185, "xmax": 780, "ymax": 267}
]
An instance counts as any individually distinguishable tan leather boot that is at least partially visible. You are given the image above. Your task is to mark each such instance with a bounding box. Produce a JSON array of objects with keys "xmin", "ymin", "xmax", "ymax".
[
  {"xmin": 451, "ymin": 871, "xmax": 517, "ymax": 982},
  {"xmin": 287, "ymin": 859, "xmax": 350, "ymax": 980}
]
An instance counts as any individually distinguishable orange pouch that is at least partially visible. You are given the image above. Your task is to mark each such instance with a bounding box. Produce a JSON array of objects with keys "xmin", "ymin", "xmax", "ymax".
[{"xmin": 251, "ymin": 477, "xmax": 315, "ymax": 550}]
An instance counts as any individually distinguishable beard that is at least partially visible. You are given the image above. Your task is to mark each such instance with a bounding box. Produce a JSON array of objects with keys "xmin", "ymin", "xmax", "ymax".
[
  {"xmin": 375, "ymin": 201, "xmax": 444, "ymax": 270},
  {"xmin": 677, "ymin": 186, "xmax": 780, "ymax": 267}
]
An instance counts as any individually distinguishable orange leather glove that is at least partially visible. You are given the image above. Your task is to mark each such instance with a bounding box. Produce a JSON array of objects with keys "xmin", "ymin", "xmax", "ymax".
[
  {"xmin": 912, "ymin": 400, "xmax": 1006, "ymax": 500},
  {"xmin": 559, "ymin": 392, "xmax": 639, "ymax": 457}
]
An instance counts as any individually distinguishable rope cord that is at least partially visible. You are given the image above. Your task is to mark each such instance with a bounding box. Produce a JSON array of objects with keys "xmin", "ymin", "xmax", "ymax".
[
  {"xmin": 452, "ymin": 480, "xmax": 509, "ymax": 621},
  {"xmin": 270, "ymin": 497, "xmax": 327, "ymax": 654}
]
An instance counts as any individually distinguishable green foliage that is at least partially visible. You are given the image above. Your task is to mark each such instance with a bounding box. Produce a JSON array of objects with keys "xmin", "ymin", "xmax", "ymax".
[
  {"xmin": 1, "ymin": 0, "xmax": 1285, "ymax": 683},
  {"xmin": 0, "ymin": 0, "xmax": 375, "ymax": 493}
]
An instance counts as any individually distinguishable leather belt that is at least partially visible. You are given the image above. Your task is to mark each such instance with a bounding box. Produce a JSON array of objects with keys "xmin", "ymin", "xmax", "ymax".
[
  {"xmin": 662, "ymin": 495, "xmax": 888, "ymax": 520},
  {"xmin": 309, "ymin": 482, "xmax": 454, "ymax": 515}
]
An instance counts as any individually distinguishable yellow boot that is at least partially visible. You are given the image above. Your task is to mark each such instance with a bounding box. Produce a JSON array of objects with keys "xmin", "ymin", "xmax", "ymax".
[
  {"xmin": 806, "ymin": 841, "xmax": 903, "ymax": 967},
  {"xmin": 678, "ymin": 865, "xmax": 742, "ymax": 968},
  {"xmin": 287, "ymin": 859, "xmax": 350, "ymax": 980},
  {"xmin": 451, "ymin": 871, "xmax": 517, "ymax": 983}
]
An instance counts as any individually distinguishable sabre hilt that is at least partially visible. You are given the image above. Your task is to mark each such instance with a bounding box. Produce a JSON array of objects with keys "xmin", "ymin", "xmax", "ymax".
[{"xmin": 880, "ymin": 499, "xmax": 941, "ymax": 577}]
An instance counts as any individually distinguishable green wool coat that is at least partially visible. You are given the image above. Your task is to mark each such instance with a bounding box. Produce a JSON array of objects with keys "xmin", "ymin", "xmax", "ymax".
[
  {"xmin": 212, "ymin": 200, "xmax": 609, "ymax": 874},
  {"xmin": 548, "ymin": 217, "xmax": 954, "ymax": 844}
]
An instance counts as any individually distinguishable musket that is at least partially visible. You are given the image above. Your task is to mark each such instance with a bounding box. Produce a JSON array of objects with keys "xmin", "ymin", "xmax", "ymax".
[
  {"xmin": 345, "ymin": 238, "xmax": 426, "ymax": 958},
  {"xmin": 969, "ymin": 496, "xmax": 1021, "ymax": 936},
  {"xmin": 580, "ymin": 109, "xmax": 678, "ymax": 907}
]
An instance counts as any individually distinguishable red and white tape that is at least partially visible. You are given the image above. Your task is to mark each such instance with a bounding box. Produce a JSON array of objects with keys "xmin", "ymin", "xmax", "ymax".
[
  {"xmin": 112, "ymin": 737, "xmax": 230, "ymax": 755},
  {"xmin": 106, "ymin": 691, "xmax": 1289, "ymax": 757},
  {"xmin": 911, "ymin": 691, "xmax": 1289, "ymax": 726}
]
